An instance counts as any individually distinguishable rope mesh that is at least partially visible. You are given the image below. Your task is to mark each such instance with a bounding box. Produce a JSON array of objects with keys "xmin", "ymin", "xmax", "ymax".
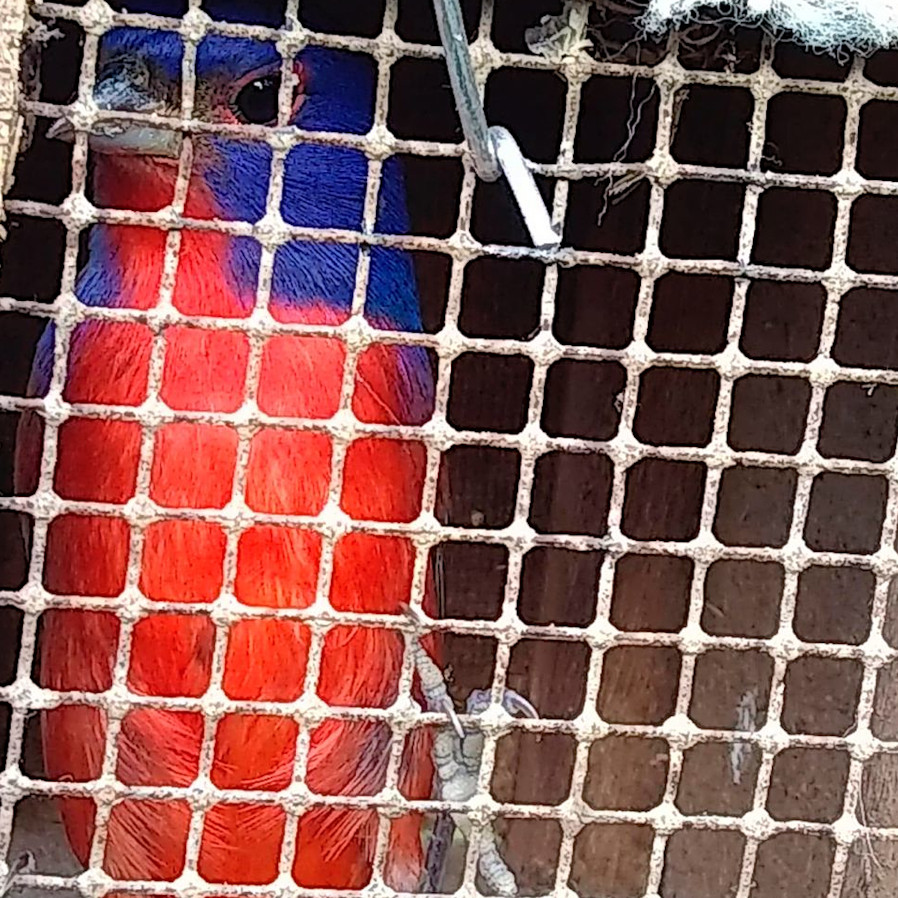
[{"xmin": 0, "ymin": 1, "xmax": 897, "ymax": 896}]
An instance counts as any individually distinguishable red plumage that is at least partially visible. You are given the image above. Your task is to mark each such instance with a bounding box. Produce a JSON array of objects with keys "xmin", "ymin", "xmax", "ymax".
[{"xmin": 26, "ymin": 159, "xmax": 435, "ymax": 890}]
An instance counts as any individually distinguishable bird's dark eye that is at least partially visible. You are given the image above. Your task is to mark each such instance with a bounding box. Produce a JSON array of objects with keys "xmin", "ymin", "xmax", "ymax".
[{"xmin": 233, "ymin": 74, "xmax": 281, "ymax": 125}]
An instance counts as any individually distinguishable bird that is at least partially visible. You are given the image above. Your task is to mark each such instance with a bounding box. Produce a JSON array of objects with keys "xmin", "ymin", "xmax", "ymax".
[{"xmin": 16, "ymin": 1, "xmax": 438, "ymax": 890}]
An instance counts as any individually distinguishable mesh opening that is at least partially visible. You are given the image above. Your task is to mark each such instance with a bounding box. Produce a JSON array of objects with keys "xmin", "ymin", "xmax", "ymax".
[{"xmin": 1, "ymin": 2, "xmax": 898, "ymax": 897}]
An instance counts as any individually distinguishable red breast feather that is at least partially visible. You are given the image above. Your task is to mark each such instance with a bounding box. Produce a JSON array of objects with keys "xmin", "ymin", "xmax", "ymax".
[{"xmin": 34, "ymin": 213, "xmax": 434, "ymax": 889}]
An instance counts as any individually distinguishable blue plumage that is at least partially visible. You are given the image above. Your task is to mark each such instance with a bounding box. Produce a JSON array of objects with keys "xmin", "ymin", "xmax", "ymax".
[
  {"xmin": 33, "ymin": 14, "xmax": 431, "ymax": 411},
  {"xmin": 90, "ymin": 31, "xmax": 419, "ymax": 327}
]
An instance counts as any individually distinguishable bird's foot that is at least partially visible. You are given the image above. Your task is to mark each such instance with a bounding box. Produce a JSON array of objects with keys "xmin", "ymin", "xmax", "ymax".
[{"xmin": 403, "ymin": 607, "xmax": 537, "ymax": 897}]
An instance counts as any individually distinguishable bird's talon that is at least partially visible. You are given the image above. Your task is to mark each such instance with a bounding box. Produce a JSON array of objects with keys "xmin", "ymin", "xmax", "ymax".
[
  {"xmin": 442, "ymin": 695, "xmax": 465, "ymax": 740},
  {"xmin": 400, "ymin": 602, "xmax": 426, "ymax": 628},
  {"xmin": 465, "ymin": 687, "xmax": 538, "ymax": 719},
  {"xmin": 502, "ymin": 689, "xmax": 538, "ymax": 720}
]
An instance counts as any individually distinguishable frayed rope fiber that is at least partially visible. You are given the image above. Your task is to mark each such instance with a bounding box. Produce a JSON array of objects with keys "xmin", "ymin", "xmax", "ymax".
[{"xmin": 641, "ymin": 0, "xmax": 898, "ymax": 54}]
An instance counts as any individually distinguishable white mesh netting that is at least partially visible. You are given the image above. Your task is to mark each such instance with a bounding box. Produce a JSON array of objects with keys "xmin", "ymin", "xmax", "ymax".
[{"xmin": 1, "ymin": 2, "xmax": 898, "ymax": 897}]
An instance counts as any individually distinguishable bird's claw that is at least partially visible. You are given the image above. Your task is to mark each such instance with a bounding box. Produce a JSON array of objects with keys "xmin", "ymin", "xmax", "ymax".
[
  {"xmin": 466, "ymin": 688, "xmax": 539, "ymax": 720},
  {"xmin": 440, "ymin": 693, "xmax": 465, "ymax": 741},
  {"xmin": 401, "ymin": 604, "xmax": 465, "ymax": 739},
  {"xmin": 405, "ymin": 611, "xmax": 536, "ymax": 898}
]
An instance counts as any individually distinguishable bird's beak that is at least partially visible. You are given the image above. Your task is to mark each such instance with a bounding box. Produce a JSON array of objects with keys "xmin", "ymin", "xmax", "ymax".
[{"xmin": 47, "ymin": 68, "xmax": 182, "ymax": 158}]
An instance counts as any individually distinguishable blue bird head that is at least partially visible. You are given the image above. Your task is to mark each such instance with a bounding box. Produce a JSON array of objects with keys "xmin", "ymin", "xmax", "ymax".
[{"xmin": 52, "ymin": 0, "xmax": 422, "ymax": 332}]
